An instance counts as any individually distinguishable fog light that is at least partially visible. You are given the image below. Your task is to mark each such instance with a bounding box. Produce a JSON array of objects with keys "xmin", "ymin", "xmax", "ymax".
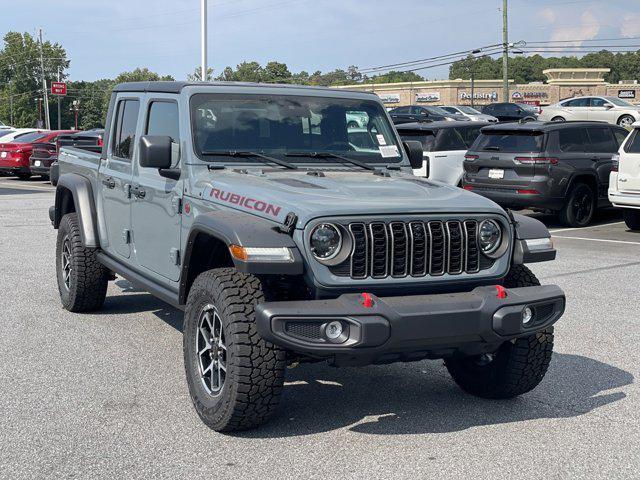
[
  {"xmin": 522, "ymin": 306, "xmax": 533, "ymax": 325},
  {"xmin": 325, "ymin": 321, "xmax": 343, "ymax": 340}
]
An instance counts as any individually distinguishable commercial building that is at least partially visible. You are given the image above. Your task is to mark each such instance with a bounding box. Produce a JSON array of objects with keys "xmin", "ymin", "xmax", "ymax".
[{"xmin": 338, "ymin": 68, "xmax": 640, "ymax": 107}]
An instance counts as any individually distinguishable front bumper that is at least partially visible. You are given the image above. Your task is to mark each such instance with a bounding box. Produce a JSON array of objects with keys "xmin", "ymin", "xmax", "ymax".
[{"xmin": 255, "ymin": 285, "xmax": 565, "ymax": 365}]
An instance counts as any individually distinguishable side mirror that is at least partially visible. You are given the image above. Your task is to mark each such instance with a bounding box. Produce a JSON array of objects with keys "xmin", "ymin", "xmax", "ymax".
[
  {"xmin": 403, "ymin": 140, "xmax": 424, "ymax": 169},
  {"xmin": 604, "ymin": 104, "xmax": 614, "ymax": 109},
  {"xmin": 139, "ymin": 135, "xmax": 173, "ymax": 169}
]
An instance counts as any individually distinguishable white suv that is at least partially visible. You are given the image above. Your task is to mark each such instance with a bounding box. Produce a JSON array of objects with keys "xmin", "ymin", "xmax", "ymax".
[{"xmin": 609, "ymin": 123, "xmax": 640, "ymax": 230}]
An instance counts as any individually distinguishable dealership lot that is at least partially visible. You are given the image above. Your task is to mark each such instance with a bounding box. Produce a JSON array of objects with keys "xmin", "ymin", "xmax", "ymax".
[{"xmin": 0, "ymin": 178, "xmax": 638, "ymax": 479}]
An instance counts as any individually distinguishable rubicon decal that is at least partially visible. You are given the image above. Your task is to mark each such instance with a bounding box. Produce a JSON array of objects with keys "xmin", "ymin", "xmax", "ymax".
[{"xmin": 206, "ymin": 187, "xmax": 282, "ymax": 217}]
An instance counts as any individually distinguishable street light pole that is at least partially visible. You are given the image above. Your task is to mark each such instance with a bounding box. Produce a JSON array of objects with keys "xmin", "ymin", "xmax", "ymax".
[
  {"xmin": 38, "ymin": 28, "xmax": 51, "ymax": 129},
  {"xmin": 502, "ymin": 0, "xmax": 509, "ymax": 103},
  {"xmin": 57, "ymin": 67, "xmax": 61, "ymax": 130},
  {"xmin": 470, "ymin": 49, "xmax": 481, "ymax": 109},
  {"xmin": 200, "ymin": 0, "xmax": 207, "ymax": 82}
]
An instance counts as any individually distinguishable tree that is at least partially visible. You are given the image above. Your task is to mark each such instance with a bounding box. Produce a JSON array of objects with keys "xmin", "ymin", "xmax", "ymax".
[
  {"xmin": 369, "ymin": 70, "xmax": 424, "ymax": 84},
  {"xmin": 187, "ymin": 66, "xmax": 214, "ymax": 82}
]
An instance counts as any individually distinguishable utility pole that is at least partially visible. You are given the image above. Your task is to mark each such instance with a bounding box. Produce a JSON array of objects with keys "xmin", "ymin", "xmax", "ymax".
[
  {"xmin": 502, "ymin": 0, "xmax": 509, "ymax": 103},
  {"xmin": 200, "ymin": 0, "xmax": 207, "ymax": 82},
  {"xmin": 38, "ymin": 28, "xmax": 51, "ymax": 129},
  {"xmin": 57, "ymin": 67, "xmax": 61, "ymax": 130},
  {"xmin": 470, "ymin": 49, "xmax": 481, "ymax": 109},
  {"xmin": 36, "ymin": 97, "xmax": 43, "ymax": 128},
  {"xmin": 9, "ymin": 80, "xmax": 13, "ymax": 125}
]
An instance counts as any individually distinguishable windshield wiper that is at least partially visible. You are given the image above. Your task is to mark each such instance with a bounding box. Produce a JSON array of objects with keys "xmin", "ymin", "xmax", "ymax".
[
  {"xmin": 201, "ymin": 150, "xmax": 298, "ymax": 170},
  {"xmin": 285, "ymin": 151, "xmax": 376, "ymax": 171}
]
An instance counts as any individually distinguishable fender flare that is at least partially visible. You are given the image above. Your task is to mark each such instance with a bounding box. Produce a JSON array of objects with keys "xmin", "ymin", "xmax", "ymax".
[
  {"xmin": 563, "ymin": 171, "xmax": 599, "ymax": 197},
  {"xmin": 179, "ymin": 210, "xmax": 304, "ymax": 304},
  {"xmin": 510, "ymin": 212, "xmax": 556, "ymax": 264},
  {"xmin": 53, "ymin": 173, "xmax": 100, "ymax": 248}
]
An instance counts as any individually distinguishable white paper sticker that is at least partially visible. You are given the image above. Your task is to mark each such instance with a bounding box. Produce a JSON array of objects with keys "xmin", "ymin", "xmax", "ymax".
[
  {"xmin": 379, "ymin": 145, "xmax": 399, "ymax": 158},
  {"xmin": 376, "ymin": 134, "xmax": 387, "ymax": 145}
]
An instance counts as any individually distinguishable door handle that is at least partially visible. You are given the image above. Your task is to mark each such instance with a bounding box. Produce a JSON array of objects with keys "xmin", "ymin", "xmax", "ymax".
[
  {"xmin": 101, "ymin": 177, "xmax": 116, "ymax": 189},
  {"xmin": 132, "ymin": 186, "xmax": 146, "ymax": 199}
]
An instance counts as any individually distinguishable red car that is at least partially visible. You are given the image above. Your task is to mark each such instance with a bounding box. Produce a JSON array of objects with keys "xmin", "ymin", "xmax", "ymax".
[{"xmin": 0, "ymin": 130, "xmax": 78, "ymax": 180}]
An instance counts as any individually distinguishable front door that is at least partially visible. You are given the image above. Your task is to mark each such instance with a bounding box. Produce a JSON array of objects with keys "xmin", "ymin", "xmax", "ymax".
[
  {"xmin": 587, "ymin": 97, "xmax": 615, "ymax": 123},
  {"xmin": 98, "ymin": 97, "xmax": 140, "ymax": 258},
  {"xmin": 131, "ymin": 97, "xmax": 182, "ymax": 281}
]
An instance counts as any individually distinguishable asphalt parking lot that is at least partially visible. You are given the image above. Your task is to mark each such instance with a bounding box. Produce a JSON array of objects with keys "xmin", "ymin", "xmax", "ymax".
[{"xmin": 0, "ymin": 177, "xmax": 638, "ymax": 480}]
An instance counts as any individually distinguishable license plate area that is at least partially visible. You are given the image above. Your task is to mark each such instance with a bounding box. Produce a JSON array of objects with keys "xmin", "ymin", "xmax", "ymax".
[{"xmin": 488, "ymin": 168, "xmax": 504, "ymax": 179}]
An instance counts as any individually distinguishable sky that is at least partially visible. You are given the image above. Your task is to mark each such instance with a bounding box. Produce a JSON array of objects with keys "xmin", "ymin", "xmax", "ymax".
[{"xmin": 3, "ymin": 0, "xmax": 640, "ymax": 82}]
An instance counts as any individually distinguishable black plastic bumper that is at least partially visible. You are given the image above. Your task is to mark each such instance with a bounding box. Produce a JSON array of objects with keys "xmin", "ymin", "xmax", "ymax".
[
  {"xmin": 0, "ymin": 166, "xmax": 29, "ymax": 176},
  {"xmin": 255, "ymin": 285, "xmax": 565, "ymax": 365}
]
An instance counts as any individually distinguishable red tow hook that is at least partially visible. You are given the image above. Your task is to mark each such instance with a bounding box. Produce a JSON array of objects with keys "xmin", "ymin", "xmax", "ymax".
[
  {"xmin": 361, "ymin": 292, "xmax": 374, "ymax": 308},
  {"xmin": 495, "ymin": 285, "xmax": 508, "ymax": 299}
]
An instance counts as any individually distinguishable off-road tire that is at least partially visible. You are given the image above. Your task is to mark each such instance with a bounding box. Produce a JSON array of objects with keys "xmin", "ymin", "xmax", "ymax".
[
  {"xmin": 55, "ymin": 213, "xmax": 109, "ymax": 312},
  {"xmin": 183, "ymin": 268, "xmax": 286, "ymax": 432},
  {"xmin": 623, "ymin": 209, "xmax": 640, "ymax": 231},
  {"xmin": 559, "ymin": 182, "xmax": 595, "ymax": 227},
  {"xmin": 444, "ymin": 265, "xmax": 554, "ymax": 399}
]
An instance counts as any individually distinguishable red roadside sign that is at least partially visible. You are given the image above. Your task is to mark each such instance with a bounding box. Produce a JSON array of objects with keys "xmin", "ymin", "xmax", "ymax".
[{"xmin": 51, "ymin": 82, "xmax": 67, "ymax": 96}]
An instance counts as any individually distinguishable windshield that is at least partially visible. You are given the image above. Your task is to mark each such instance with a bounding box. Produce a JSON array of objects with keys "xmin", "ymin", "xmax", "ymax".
[
  {"xmin": 605, "ymin": 97, "xmax": 634, "ymax": 107},
  {"xmin": 472, "ymin": 131, "xmax": 544, "ymax": 152},
  {"xmin": 457, "ymin": 106, "xmax": 481, "ymax": 114},
  {"xmin": 191, "ymin": 93, "xmax": 402, "ymax": 164},
  {"xmin": 12, "ymin": 132, "xmax": 47, "ymax": 144}
]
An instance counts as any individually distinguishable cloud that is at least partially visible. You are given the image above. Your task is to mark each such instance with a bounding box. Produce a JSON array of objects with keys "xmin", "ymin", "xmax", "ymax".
[
  {"xmin": 538, "ymin": 7, "xmax": 556, "ymax": 25},
  {"xmin": 547, "ymin": 10, "xmax": 600, "ymax": 48},
  {"xmin": 621, "ymin": 13, "xmax": 640, "ymax": 37}
]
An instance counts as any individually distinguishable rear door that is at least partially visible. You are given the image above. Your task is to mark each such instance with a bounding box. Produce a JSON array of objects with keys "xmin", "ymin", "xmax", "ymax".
[
  {"xmin": 464, "ymin": 129, "xmax": 545, "ymax": 189},
  {"xmin": 564, "ymin": 98, "xmax": 590, "ymax": 120},
  {"xmin": 429, "ymin": 126, "xmax": 482, "ymax": 185},
  {"xmin": 98, "ymin": 96, "xmax": 140, "ymax": 259},
  {"xmin": 131, "ymin": 96, "xmax": 183, "ymax": 281},
  {"xmin": 586, "ymin": 126, "xmax": 618, "ymax": 197},
  {"xmin": 618, "ymin": 128, "xmax": 640, "ymax": 192}
]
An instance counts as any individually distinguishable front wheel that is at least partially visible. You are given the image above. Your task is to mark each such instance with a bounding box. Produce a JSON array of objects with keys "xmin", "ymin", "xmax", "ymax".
[
  {"xmin": 623, "ymin": 209, "xmax": 640, "ymax": 231},
  {"xmin": 551, "ymin": 116, "xmax": 566, "ymax": 122},
  {"xmin": 445, "ymin": 265, "xmax": 554, "ymax": 399},
  {"xmin": 183, "ymin": 268, "xmax": 286, "ymax": 432},
  {"xmin": 617, "ymin": 114, "xmax": 635, "ymax": 128}
]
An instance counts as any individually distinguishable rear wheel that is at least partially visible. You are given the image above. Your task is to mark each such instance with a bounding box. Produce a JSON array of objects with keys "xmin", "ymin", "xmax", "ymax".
[
  {"xmin": 617, "ymin": 114, "xmax": 635, "ymax": 128},
  {"xmin": 183, "ymin": 268, "xmax": 286, "ymax": 431},
  {"xmin": 445, "ymin": 265, "xmax": 554, "ymax": 399},
  {"xmin": 623, "ymin": 209, "xmax": 640, "ymax": 231},
  {"xmin": 551, "ymin": 116, "xmax": 566, "ymax": 122},
  {"xmin": 559, "ymin": 182, "xmax": 595, "ymax": 227}
]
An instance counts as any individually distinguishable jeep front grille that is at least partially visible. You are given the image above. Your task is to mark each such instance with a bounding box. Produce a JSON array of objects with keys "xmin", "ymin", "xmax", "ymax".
[{"xmin": 333, "ymin": 219, "xmax": 488, "ymax": 280}]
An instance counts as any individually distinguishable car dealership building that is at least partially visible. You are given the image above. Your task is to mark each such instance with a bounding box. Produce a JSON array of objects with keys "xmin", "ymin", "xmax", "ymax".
[{"xmin": 339, "ymin": 68, "xmax": 640, "ymax": 107}]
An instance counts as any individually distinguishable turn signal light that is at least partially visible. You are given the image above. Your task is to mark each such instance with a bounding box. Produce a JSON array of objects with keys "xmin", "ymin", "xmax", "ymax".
[
  {"xmin": 517, "ymin": 189, "xmax": 540, "ymax": 195},
  {"xmin": 611, "ymin": 154, "xmax": 620, "ymax": 172},
  {"xmin": 464, "ymin": 154, "xmax": 479, "ymax": 161},
  {"xmin": 463, "ymin": 185, "xmax": 474, "ymax": 191}
]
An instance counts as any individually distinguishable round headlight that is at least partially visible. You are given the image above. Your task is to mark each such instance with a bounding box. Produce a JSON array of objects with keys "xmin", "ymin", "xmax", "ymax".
[
  {"xmin": 479, "ymin": 220, "xmax": 502, "ymax": 255},
  {"xmin": 310, "ymin": 223, "xmax": 342, "ymax": 260}
]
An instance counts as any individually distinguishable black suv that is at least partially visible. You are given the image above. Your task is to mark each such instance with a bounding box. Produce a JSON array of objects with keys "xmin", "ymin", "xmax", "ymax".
[
  {"xmin": 463, "ymin": 121, "xmax": 629, "ymax": 227},
  {"xmin": 389, "ymin": 105, "xmax": 464, "ymax": 124},
  {"xmin": 481, "ymin": 103, "xmax": 538, "ymax": 123}
]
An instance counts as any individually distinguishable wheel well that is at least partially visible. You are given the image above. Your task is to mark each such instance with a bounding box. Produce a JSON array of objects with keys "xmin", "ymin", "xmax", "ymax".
[
  {"xmin": 568, "ymin": 174, "xmax": 597, "ymax": 196},
  {"xmin": 181, "ymin": 232, "xmax": 234, "ymax": 303},
  {"xmin": 55, "ymin": 187, "xmax": 76, "ymax": 227}
]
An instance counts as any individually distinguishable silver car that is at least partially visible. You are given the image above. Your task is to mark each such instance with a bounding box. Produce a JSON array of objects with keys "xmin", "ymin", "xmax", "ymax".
[
  {"xmin": 539, "ymin": 96, "xmax": 640, "ymax": 127},
  {"xmin": 441, "ymin": 105, "xmax": 498, "ymax": 122}
]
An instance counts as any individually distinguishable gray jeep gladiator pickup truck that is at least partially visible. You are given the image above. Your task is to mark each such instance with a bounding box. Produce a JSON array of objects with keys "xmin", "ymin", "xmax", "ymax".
[{"xmin": 50, "ymin": 81, "xmax": 565, "ymax": 432}]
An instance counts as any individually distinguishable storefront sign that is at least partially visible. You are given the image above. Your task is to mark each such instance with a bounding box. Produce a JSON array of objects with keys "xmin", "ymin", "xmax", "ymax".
[
  {"xmin": 512, "ymin": 91, "xmax": 548, "ymax": 100},
  {"xmin": 460, "ymin": 91, "xmax": 498, "ymax": 101},
  {"xmin": 618, "ymin": 89, "xmax": 636, "ymax": 99},
  {"xmin": 415, "ymin": 92, "xmax": 440, "ymax": 102},
  {"xmin": 377, "ymin": 93, "xmax": 400, "ymax": 104}
]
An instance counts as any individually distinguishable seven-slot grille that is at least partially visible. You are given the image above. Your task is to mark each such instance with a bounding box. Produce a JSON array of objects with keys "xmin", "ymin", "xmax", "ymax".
[{"xmin": 333, "ymin": 219, "xmax": 487, "ymax": 280}]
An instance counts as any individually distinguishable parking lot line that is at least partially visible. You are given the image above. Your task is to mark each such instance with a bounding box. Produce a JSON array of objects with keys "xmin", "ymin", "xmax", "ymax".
[
  {"xmin": 549, "ymin": 221, "xmax": 625, "ymax": 234},
  {"xmin": 552, "ymin": 235, "xmax": 640, "ymax": 245}
]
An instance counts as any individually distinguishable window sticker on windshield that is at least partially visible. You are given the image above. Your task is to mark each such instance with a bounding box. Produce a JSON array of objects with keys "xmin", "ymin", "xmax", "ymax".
[
  {"xmin": 379, "ymin": 145, "xmax": 399, "ymax": 157},
  {"xmin": 376, "ymin": 134, "xmax": 387, "ymax": 145}
]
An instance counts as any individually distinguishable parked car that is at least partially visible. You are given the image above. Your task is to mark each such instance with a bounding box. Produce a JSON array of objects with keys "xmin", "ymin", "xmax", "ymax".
[
  {"xmin": 463, "ymin": 121, "xmax": 629, "ymax": 227},
  {"xmin": 29, "ymin": 129, "xmax": 83, "ymax": 179},
  {"xmin": 441, "ymin": 105, "xmax": 498, "ymax": 123},
  {"xmin": 0, "ymin": 130, "xmax": 76, "ymax": 180},
  {"xmin": 396, "ymin": 121, "xmax": 487, "ymax": 185},
  {"xmin": 0, "ymin": 128, "xmax": 38, "ymax": 143},
  {"xmin": 481, "ymin": 103, "xmax": 538, "ymax": 123},
  {"xmin": 539, "ymin": 96, "xmax": 640, "ymax": 127},
  {"xmin": 389, "ymin": 105, "xmax": 466, "ymax": 124},
  {"xmin": 609, "ymin": 122, "xmax": 640, "ymax": 230},
  {"xmin": 50, "ymin": 80, "xmax": 564, "ymax": 432},
  {"xmin": 43, "ymin": 130, "xmax": 104, "ymax": 184}
]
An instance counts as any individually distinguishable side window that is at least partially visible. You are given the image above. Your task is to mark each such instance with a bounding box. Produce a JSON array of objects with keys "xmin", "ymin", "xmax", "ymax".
[
  {"xmin": 623, "ymin": 129, "xmax": 640, "ymax": 153},
  {"xmin": 393, "ymin": 106, "xmax": 409, "ymax": 114},
  {"xmin": 436, "ymin": 128, "xmax": 466, "ymax": 151},
  {"xmin": 558, "ymin": 128, "xmax": 588, "ymax": 152},
  {"xmin": 146, "ymin": 101, "xmax": 180, "ymax": 142},
  {"xmin": 112, "ymin": 99, "xmax": 140, "ymax": 160},
  {"xmin": 587, "ymin": 127, "xmax": 617, "ymax": 153},
  {"xmin": 566, "ymin": 98, "xmax": 589, "ymax": 107},
  {"xmin": 590, "ymin": 98, "xmax": 607, "ymax": 107},
  {"xmin": 456, "ymin": 126, "xmax": 482, "ymax": 148},
  {"xmin": 410, "ymin": 106, "xmax": 425, "ymax": 115},
  {"xmin": 613, "ymin": 128, "xmax": 629, "ymax": 148}
]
